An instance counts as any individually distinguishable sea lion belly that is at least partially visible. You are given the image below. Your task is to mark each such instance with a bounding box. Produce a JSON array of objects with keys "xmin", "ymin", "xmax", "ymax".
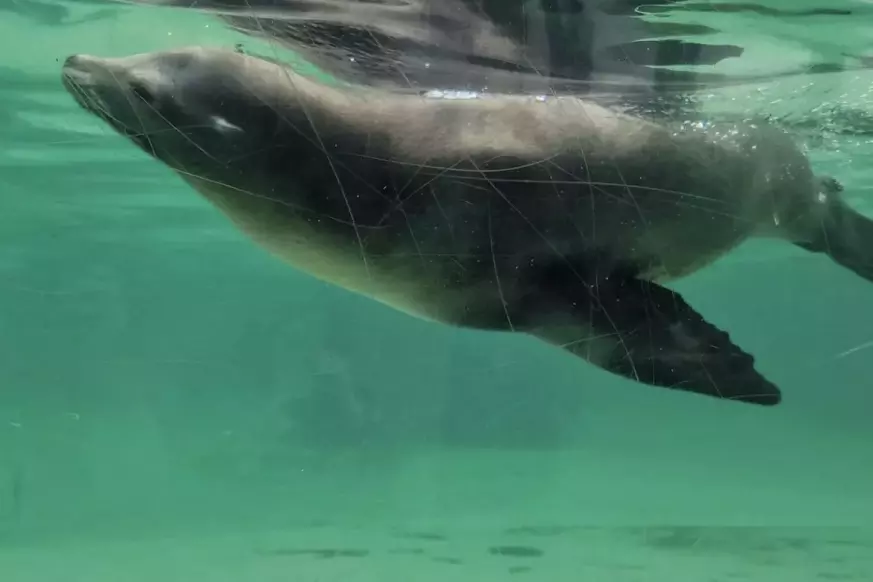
[{"xmin": 182, "ymin": 175, "xmax": 457, "ymax": 321}]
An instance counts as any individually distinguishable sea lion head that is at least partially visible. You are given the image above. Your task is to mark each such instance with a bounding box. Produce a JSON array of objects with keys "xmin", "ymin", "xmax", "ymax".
[{"xmin": 61, "ymin": 46, "xmax": 317, "ymax": 193}]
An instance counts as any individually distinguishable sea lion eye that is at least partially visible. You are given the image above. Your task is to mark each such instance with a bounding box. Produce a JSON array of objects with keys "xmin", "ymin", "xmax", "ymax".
[{"xmin": 130, "ymin": 81, "xmax": 155, "ymax": 105}]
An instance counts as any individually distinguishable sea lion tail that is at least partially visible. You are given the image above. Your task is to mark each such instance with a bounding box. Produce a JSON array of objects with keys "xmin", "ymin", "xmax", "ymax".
[{"xmin": 794, "ymin": 177, "xmax": 873, "ymax": 284}]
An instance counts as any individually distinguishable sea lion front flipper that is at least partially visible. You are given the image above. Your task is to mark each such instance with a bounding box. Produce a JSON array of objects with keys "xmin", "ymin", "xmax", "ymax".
[{"xmin": 518, "ymin": 265, "xmax": 781, "ymax": 406}]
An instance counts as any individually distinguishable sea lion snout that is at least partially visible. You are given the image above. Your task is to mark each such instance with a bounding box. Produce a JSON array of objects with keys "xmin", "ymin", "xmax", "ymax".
[
  {"xmin": 62, "ymin": 54, "xmax": 90, "ymax": 73},
  {"xmin": 62, "ymin": 54, "xmax": 106, "ymax": 92},
  {"xmin": 62, "ymin": 51, "xmax": 203, "ymax": 155},
  {"xmin": 62, "ymin": 54, "xmax": 99, "ymax": 73},
  {"xmin": 62, "ymin": 53, "xmax": 152, "ymax": 131},
  {"xmin": 62, "ymin": 54, "xmax": 133, "ymax": 90},
  {"xmin": 61, "ymin": 47, "xmax": 311, "ymax": 183}
]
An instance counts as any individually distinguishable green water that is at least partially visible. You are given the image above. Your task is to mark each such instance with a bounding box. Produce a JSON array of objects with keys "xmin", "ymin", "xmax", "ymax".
[{"xmin": 2, "ymin": 1, "xmax": 873, "ymax": 580}]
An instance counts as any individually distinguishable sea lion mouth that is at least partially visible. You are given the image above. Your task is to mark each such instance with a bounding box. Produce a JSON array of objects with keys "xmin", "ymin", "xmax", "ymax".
[
  {"xmin": 62, "ymin": 71, "xmax": 107, "ymax": 120},
  {"xmin": 62, "ymin": 56, "xmax": 113, "ymax": 118},
  {"xmin": 61, "ymin": 56, "xmax": 151, "ymax": 150}
]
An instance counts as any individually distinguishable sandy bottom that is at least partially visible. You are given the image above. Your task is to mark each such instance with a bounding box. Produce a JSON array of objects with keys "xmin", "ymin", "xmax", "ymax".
[
  {"xmin": 2, "ymin": 444, "xmax": 872, "ymax": 582},
  {"xmin": 2, "ymin": 522, "xmax": 872, "ymax": 582},
  {"xmin": 3, "ymin": 393, "xmax": 872, "ymax": 582}
]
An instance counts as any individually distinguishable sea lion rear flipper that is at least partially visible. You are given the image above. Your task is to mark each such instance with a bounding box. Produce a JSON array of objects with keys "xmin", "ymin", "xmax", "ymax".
[
  {"xmin": 793, "ymin": 190, "xmax": 873, "ymax": 284},
  {"xmin": 520, "ymin": 265, "xmax": 781, "ymax": 406}
]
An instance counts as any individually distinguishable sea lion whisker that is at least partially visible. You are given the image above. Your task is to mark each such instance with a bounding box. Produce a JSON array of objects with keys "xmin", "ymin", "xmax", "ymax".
[
  {"xmin": 65, "ymin": 79, "xmax": 121, "ymax": 129},
  {"xmin": 65, "ymin": 79, "xmax": 162, "ymax": 152}
]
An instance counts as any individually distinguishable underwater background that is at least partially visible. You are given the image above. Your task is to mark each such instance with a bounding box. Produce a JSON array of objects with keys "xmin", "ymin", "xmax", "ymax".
[{"xmin": 1, "ymin": 1, "xmax": 872, "ymax": 580}]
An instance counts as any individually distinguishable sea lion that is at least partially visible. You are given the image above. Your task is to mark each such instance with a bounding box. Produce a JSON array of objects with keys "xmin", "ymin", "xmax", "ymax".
[{"xmin": 60, "ymin": 46, "xmax": 871, "ymax": 406}]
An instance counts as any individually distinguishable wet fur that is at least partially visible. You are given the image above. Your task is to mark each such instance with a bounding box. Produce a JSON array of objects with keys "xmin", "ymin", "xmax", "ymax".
[{"xmin": 61, "ymin": 47, "xmax": 870, "ymax": 406}]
